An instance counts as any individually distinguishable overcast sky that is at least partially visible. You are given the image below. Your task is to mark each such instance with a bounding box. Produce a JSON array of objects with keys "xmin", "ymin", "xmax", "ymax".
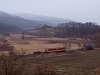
[{"xmin": 0, "ymin": 0, "xmax": 100, "ymax": 24}]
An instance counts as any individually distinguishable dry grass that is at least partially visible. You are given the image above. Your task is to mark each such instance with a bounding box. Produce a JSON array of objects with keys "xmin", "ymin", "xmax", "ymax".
[
  {"xmin": 30, "ymin": 49, "xmax": 100, "ymax": 75},
  {"xmin": 2, "ymin": 34, "xmax": 80, "ymax": 54}
]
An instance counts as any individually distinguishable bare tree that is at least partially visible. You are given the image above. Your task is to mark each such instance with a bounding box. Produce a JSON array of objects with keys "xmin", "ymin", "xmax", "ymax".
[
  {"xmin": 63, "ymin": 42, "xmax": 71, "ymax": 51},
  {"xmin": 0, "ymin": 49, "xmax": 27, "ymax": 75},
  {"xmin": 77, "ymin": 43, "xmax": 83, "ymax": 50},
  {"xmin": 21, "ymin": 30, "xmax": 25, "ymax": 40}
]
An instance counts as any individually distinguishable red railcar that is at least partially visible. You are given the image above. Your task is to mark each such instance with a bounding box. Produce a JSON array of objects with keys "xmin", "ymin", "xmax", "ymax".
[{"xmin": 45, "ymin": 47, "xmax": 66, "ymax": 53}]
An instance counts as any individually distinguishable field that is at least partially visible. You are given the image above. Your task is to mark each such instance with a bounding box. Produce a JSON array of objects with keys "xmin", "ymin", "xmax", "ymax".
[
  {"xmin": 29, "ymin": 49, "xmax": 100, "ymax": 75},
  {"xmin": 0, "ymin": 34, "xmax": 100, "ymax": 75},
  {"xmin": 6, "ymin": 34, "xmax": 81, "ymax": 54}
]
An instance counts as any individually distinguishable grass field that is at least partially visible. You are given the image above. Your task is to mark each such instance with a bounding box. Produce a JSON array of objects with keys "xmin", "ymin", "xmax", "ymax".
[
  {"xmin": 0, "ymin": 34, "xmax": 100, "ymax": 75},
  {"xmin": 6, "ymin": 34, "xmax": 81, "ymax": 54},
  {"xmin": 29, "ymin": 49, "xmax": 100, "ymax": 75}
]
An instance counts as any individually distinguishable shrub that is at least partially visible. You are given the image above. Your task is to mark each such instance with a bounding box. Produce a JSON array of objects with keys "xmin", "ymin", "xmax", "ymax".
[{"xmin": 0, "ymin": 50, "xmax": 27, "ymax": 75}]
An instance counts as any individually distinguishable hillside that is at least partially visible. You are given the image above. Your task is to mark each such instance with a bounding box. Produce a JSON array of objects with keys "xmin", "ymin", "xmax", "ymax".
[
  {"xmin": 28, "ymin": 22, "xmax": 100, "ymax": 38},
  {"xmin": 54, "ymin": 22, "xmax": 100, "ymax": 37},
  {"xmin": 13, "ymin": 13, "xmax": 74, "ymax": 25},
  {"xmin": 0, "ymin": 23, "xmax": 21, "ymax": 33},
  {"xmin": 0, "ymin": 11, "xmax": 45, "ymax": 29}
]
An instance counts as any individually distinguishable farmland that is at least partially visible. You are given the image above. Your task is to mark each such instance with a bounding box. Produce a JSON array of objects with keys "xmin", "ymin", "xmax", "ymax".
[
  {"xmin": 29, "ymin": 49, "xmax": 100, "ymax": 75},
  {"xmin": 5, "ymin": 34, "xmax": 81, "ymax": 54},
  {"xmin": 0, "ymin": 33, "xmax": 100, "ymax": 75}
]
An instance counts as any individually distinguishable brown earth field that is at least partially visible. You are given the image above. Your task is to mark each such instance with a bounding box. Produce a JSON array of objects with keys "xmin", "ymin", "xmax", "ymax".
[
  {"xmin": 28, "ymin": 49, "xmax": 100, "ymax": 75},
  {"xmin": 1, "ymin": 34, "xmax": 100, "ymax": 75},
  {"xmin": 5, "ymin": 34, "xmax": 83, "ymax": 54}
]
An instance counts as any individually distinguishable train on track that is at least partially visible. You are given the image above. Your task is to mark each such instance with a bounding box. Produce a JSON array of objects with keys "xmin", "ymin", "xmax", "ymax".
[{"xmin": 45, "ymin": 47, "xmax": 66, "ymax": 53}]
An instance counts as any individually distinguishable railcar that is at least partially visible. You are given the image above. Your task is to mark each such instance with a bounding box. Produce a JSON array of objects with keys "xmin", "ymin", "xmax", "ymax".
[{"xmin": 45, "ymin": 47, "xmax": 66, "ymax": 53}]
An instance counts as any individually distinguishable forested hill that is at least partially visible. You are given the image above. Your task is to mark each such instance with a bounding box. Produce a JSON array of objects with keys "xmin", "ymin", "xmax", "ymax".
[
  {"xmin": 0, "ymin": 11, "xmax": 44, "ymax": 28},
  {"xmin": 55, "ymin": 22, "xmax": 100, "ymax": 37},
  {"xmin": 14, "ymin": 13, "xmax": 74, "ymax": 25},
  {"xmin": 0, "ymin": 23, "xmax": 21, "ymax": 33}
]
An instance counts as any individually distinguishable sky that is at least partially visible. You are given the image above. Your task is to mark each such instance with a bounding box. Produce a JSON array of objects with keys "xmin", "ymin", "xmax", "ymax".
[{"xmin": 0, "ymin": 0, "xmax": 100, "ymax": 24}]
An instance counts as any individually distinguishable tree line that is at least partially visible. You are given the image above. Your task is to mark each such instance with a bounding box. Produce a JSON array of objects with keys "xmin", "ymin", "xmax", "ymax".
[
  {"xmin": 54, "ymin": 22, "xmax": 100, "ymax": 38},
  {"xmin": 27, "ymin": 22, "xmax": 100, "ymax": 39}
]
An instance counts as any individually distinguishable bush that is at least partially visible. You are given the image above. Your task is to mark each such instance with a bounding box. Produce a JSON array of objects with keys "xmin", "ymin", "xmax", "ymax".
[
  {"xmin": 0, "ymin": 49, "xmax": 60, "ymax": 75},
  {"xmin": 0, "ymin": 50, "xmax": 27, "ymax": 75},
  {"xmin": 90, "ymin": 33, "xmax": 100, "ymax": 48}
]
